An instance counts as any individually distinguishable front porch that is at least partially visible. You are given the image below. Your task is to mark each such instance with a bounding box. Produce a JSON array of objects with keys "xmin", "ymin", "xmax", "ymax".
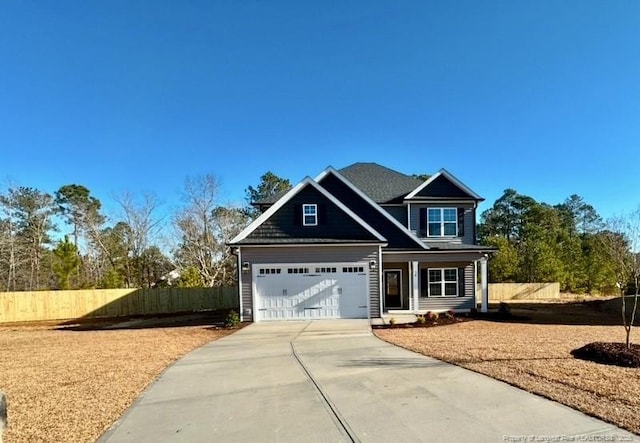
[{"xmin": 381, "ymin": 251, "xmax": 489, "ymax": 315}]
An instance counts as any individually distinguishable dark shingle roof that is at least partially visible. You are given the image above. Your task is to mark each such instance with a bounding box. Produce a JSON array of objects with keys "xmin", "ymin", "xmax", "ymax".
[{"xmin": 338, "ymin": 163, "xmax": 424, "ymax": 204}]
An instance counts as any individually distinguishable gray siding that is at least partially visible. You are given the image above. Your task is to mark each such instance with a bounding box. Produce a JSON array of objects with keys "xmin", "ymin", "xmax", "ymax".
[
  {"xmin": 239, "ymin": 245, "xmax": 380, "ymax": 321},
  {"xmin": 408, "ymin": 202, "xmax": 475, "ymax": 245},
  {"xmin": 381, "ymin": 206, "xmax": 408, "ymax": 226},
  {"xmin": 399, "ymin": 261, "xmax": 476, "ymax": 313}
]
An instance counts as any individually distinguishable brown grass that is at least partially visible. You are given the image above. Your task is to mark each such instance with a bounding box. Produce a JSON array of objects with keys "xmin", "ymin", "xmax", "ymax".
[
  {"xmin": 375, "ymin": 302, "xmax": 640, "ymax": 435},
  {"xmin": 0, "ymin": 318, "xmax": 235, "ymax": 443}
]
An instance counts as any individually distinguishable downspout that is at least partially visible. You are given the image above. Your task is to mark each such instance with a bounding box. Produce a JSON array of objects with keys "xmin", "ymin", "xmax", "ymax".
[{"xmin": 234, "ymin": 247, "xmax": 243, "ymax": 322}]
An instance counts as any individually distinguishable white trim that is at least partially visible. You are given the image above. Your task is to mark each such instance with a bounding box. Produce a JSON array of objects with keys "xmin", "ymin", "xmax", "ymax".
[
  {"xmin": 481, "ymin": 256, "xmax": 489, "ymax": 313},
  {"xmin": 426, "ymin": 267, "xmax": 459, "ymax": 297},
  {"xmin": 315, "ymin": 167, "xmax": 428, "ymax": 250},
  {"xmin": 383, "ymin": 249, "xmax": 492, "ymax": 254},
  {"xmin": 407, "ymin": 202, "xmax": 411, "ymax": 229},
  {"xmin": 383, "ymin": 268, "xmax": 403, "ymax": 309},
  {"xmin": 230, "ymin": 177, "xmax": 387, "ymax": 244},
  {"xmin": 474, "ymin": 260, "xmax": 478, "ymax": 309},
  {"xmin": 251, "ymin": 261, "xmax": 370, "ymax": 322},
  {"xmin": 237, "ymin": 248, "xmax": 244, "ymax": 322},
  {"xmin": 235, "ymin": 242, "xmax": 388, "ymax": 248},
  {"xmin": 302, "ymin": 203, "xmax": 318, "ymax": 226},
  {"xmin": 427, "ymin": 207, "xmax": 458, "ymax": 237},
  {"xmin": 378, "ymin": 245, "xmax": 383, "ymax": 318},
  {"xmin": 412, "ymin": 261, "xmax": 419, "ymax": 313},
  {"xmin": 405, "ymin": 168, "xmax": 484, "ymax": 200}
]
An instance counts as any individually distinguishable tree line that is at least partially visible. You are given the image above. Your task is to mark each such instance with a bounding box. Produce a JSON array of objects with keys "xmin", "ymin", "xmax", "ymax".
[
  {"xmin": 0, "ymin": 172, "xmax": 291, "ymax": 291},
  {"xmin": 479, "ymin": 189, "xmax": 639, "ymax": 295},
  {"xmin": 2, "ymin": 173, "xmax": 638, "ymax": 297}
]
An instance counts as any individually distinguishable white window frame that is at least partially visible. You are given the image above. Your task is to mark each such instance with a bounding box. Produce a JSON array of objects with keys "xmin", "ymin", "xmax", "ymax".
[
  {"xmin": 427, "ymin": 268, "xmax": 458, "ymax": 297},
  {"xmin": 302, "ymin": 204, "xmax": 318, "ymax": 226},
  {"xmin": 427, "ymin": 208, "xmax": 457, "ymax": 237}
]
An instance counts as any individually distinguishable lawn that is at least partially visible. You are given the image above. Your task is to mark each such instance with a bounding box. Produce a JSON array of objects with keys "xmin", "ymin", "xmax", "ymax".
[
  {"xmin": 0, "ymin": 314, "xmax": 236, "ymax": 443},
  {"xmin": 374, "ymin": 301, "xmax": 640, "ymax": 435}
]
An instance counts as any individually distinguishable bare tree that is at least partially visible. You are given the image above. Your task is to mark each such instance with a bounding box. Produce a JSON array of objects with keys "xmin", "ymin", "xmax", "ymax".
[
  {"xmin": 173, "ymin": 175, "xmax": 220, "ymax": 286},
  {"xmin": 114, "ymin": 191, "xmax": 164, "ymax": 286},
  {"xmin": 603, "ymin": 209, "xmax": 640, "ymax": 347}
]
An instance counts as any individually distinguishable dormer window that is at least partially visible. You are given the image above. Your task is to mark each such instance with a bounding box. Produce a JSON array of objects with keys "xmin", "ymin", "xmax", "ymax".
[
  {"xmin": 428, "ymin": 208, "xmax": 457, "ymax": 237},
  {"xmin": 302, "ymin": 204, "xmax": 318, "ymax": 226}
]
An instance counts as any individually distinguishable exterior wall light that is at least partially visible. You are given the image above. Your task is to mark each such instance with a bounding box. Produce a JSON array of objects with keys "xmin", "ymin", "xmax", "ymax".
[
  {"xmin": 369, "ymin": 260, "xmax": 377, "ymax": 270},
  {"xmin": 241, "ymin": 261, "xmax": 250, "ymax": 272}
]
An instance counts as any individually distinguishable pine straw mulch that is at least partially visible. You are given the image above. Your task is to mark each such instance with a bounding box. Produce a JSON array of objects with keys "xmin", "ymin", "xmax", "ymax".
[
  {"xmin": 0, "ymin": 316, "xmax": 237, "ymax": 443},
  {"xmin": 374, "ymin": 305, "xmax": 640, "ymax": 435}
]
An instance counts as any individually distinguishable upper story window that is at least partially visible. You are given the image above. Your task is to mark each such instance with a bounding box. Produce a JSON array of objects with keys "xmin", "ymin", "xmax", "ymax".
[
  {"xmin": 428, "ymin": 208, "xmax": 457, "ymax": 237},
  {"xmin": 302, "ymin": 204, "xmax": 317, "ymax": 226}
]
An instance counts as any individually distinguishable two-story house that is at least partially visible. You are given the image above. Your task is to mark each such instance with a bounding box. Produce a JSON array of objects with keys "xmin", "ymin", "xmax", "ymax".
[{"xmin": 230, "ymin": 163, "xmax": 494, "ymax": 322}]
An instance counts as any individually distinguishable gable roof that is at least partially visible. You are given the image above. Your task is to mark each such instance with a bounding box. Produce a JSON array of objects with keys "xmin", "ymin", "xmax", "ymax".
[
  {"xmin": 405, "ymin": 168, "xmax": 484, "ymax": 201},
  {"xmin": 230, "ymin": 177, "xmax": 387, "ymax": 245},
  {"xmin": 316, "ymin": 167, "xmax": 427, "ymax": 250},
  {"xmin": 338, "ymin": 163, "xmax": 424, "ymax": 204}
]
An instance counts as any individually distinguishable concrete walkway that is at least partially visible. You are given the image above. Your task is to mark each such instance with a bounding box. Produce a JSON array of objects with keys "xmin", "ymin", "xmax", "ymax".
[{"xmin": 99, "ymin": 321, "xmax": 637, "ymax": 443}]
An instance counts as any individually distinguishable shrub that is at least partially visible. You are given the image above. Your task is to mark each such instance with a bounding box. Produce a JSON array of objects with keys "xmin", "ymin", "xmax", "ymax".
[
  {"xmin": 498, "ymin": 302, "xmax": 512, "ymax": 317},
  {"xmin": 225, "ymin": 310, "xmax": 240, "ymax": 327},
  {"xmin": 389, "ymin": 317, "xmax": 396, "ymax": 326},
  {"xmin": 415, "ymin": 314, "xmax": 426, "ymax": 325},
  {"xmin": 445, "ymin": 310, "xmax": 455, "ymax": 319},
  {"xmin": 426, "ymin": 311, "xmax": 439, "ymax": 321}
]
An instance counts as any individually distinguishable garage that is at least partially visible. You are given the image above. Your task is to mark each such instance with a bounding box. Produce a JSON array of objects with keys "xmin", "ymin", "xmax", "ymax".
[{"xmin": 253, "ymin": 263, "xmax": 369, "ymax": 321}]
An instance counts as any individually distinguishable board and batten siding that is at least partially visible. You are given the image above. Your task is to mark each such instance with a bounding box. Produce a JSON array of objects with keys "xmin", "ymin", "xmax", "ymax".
[
  {"xmin": 408, "ymin": 262, "xmax": 476, "ymax": 312},
  {"xmin": 239, "ymin": 245, "xmax": 380, "ymax": 321},
  {"xmin": 408, "ymin": 203, "xmax": 475, "ymax": 245}
]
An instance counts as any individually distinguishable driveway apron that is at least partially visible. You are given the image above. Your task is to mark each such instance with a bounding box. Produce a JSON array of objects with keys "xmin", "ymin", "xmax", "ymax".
[{"xmin": 99, "ymin": 320, "xmax": 637, "ymax": 443}]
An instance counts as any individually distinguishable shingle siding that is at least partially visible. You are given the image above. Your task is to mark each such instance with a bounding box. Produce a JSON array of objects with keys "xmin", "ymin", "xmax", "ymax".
[
  {"xmin": 239, "ymin": 245, "xmax": 380, "ymax": 321},
  {"xmin": 408, "ymin": 203, "xmax": 475, "ymax": 245},
  {"xmin": 414, "ymin": 174, "xmax": 475, "ymax": 199},
  {"xmin": 318, "ymin": 173, "xmax": 421, "ymax": 250},
  {"xmin": 245, "ymin": 184, "xmax": 379, "ymax": 242}
]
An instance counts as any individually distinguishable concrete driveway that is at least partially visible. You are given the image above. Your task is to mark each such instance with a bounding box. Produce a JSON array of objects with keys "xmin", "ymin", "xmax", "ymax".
[{"xmin": 99, "ymin": 320, "xmax": 637, "ymax": 443}]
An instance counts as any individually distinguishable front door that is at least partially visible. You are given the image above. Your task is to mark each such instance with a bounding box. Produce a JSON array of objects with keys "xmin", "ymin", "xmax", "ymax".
[{"xmin": 384, "ymin": 270, "xmax": 402, "ymax": 309}]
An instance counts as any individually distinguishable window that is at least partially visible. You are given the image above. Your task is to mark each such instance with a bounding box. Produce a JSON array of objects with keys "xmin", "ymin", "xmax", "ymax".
[
  {"xmin": 427, "ymin": 208, "xmax": 457, "ymax": 237},
  {"xmin": 426, "ymin": 268, "xmax": 458, "ymax": 297},
  {"xmin": 303, "ymin": 204, "xmax": 317, "ymax": 226}
]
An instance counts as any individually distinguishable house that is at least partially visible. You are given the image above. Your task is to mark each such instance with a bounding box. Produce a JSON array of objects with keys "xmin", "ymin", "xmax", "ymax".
[{"xmin": 230, "ymin": 163, "xmax": 494, "ymax": 322}]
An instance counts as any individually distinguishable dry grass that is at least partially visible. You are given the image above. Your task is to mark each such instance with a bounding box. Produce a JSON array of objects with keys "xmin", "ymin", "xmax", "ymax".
[
  {"xmin": 0, "ymin": 317, "xmax": 235, "ymax": 443},
  {"xmin": 375, "ymin": 302, "xmax": 640, "ymax": 435}
]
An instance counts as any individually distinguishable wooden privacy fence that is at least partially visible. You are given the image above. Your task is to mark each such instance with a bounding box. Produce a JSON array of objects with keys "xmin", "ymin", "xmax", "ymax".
[
  {"xmin": 0, "ymin": 286, "xmax": 238, "ymax": 323},
  {"xmin": 475, "ymin": 283, "xmax": 561, "ymax": 303}
]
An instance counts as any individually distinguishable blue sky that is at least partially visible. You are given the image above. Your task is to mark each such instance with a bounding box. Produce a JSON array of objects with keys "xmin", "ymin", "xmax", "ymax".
[{"xmin": 1, "ymin": 1, "xmax": 638, "ymax": 222}]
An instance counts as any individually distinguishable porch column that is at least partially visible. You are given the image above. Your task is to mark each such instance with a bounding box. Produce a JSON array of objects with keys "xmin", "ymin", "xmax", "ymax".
[
  {"xmin": 412, "ymin": 261, "xmax": 419, "ymax": 314},
  {"xmin": 480, "ymin": 256, "xmax": 488, "ymax": 313}
]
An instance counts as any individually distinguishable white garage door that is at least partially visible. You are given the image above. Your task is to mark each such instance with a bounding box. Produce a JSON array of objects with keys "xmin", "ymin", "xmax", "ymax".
[{"xmin": 253, "ymin": 263, "xmax": 368, "ymax": 321}]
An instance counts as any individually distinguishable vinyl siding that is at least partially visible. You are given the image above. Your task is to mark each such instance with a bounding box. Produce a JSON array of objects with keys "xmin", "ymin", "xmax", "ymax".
[
  {"xmin": 408, "ymin": 203, "xmax": 475, "ymax": 245},
  {"xmin": 409, "ymin": 262, "xmax": 476, "ymax": 312},
  {"xmin": 245, "ymin": 183, "xmax": 379, "ymax": 242},
  {"xmin": 318, "ymin": 173, "xmax": 422, "ymax": 249},
  {"xmin": 381, "ymin": 206, "xmax": 407, "ymax": 226},
  {"xmin": 239, "ymin": 245, "xmax": 380, "ymax": 321}
]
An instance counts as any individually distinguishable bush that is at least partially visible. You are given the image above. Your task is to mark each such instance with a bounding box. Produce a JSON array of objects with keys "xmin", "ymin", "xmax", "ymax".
[
  {"xmin": 415, "ymin": 314, "xmax": 426, "ymax": 325},
  {"xmin": 444, "ymin": 310, "xmax": 455, "ymax": 319},
  {"xmin": 225, "ymin": 310, "xmax": 240, "ymax": 327},
  {"xmin": 426, "ymin": 311, "xmax": 439, "ymax": 321},
  {"xmin": 498, "ymin": 302, "xmax": 512, "ymax": 317},
  {"xmin": 389, "ymin": 317, "xmax": 396, "ymax": 326}
]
